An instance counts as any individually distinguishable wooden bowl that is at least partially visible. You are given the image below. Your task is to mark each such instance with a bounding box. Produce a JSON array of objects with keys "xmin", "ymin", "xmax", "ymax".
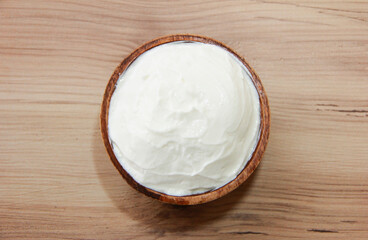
[{"xmin": 100, "ymin": 34, "xmax": 270, "ymax": 205}]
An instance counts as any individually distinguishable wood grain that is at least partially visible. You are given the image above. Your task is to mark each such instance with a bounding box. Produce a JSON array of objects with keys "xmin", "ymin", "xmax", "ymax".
[{"xmin": 0, "ymin": 0, "xmax": 367, "ymax": 239}]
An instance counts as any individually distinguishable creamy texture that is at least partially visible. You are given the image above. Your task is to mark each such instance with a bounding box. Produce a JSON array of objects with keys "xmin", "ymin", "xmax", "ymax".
[{"xmin": 108, "ymin": 42, "xmax": 260, "ymax": 196}]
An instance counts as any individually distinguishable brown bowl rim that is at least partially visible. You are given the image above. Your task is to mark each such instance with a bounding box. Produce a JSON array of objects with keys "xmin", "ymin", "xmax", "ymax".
[{"xmin": 100, "ymin": 34, "xmax": 270, "ymax": 205}]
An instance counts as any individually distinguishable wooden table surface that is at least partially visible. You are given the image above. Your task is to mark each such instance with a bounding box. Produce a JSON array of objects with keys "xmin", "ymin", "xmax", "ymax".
[{"xmin": 1, "ymin": 0, "xmax": 367, "ymax": 239}]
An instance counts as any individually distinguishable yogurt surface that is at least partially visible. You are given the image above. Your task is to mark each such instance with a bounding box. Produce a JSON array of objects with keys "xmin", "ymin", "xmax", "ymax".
[{"xmin": 108, "ymin": 42, "xmax": 260, "ymax": 196}]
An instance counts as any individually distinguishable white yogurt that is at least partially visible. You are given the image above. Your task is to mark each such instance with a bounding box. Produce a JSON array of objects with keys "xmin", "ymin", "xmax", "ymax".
[{"xmin": 108, "ymin": 42, "xmax": 260, "ymax": 196}]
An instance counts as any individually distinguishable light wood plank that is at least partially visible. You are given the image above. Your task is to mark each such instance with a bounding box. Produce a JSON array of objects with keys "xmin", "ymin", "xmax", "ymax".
[{"xmin": 1, "ymin": 0, "xmax": 367, "ymax": 239}]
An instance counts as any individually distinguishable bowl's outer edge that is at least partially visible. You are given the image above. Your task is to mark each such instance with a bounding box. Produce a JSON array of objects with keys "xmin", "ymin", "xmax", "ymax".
[{"xmin": 100, "ymin": 34, "xmax": 270, "ymax": 205}]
